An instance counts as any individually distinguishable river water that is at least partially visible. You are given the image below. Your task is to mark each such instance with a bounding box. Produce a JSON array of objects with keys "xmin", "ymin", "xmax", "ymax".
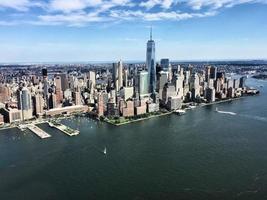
[{"xmin": 0, "ymin": 78, "xmax": 267, "ymax": 200}]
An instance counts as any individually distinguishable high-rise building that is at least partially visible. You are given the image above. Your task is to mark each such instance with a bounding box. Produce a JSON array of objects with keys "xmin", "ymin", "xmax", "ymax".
[
  {"xmin": 113, "ymin": 63, "xmax": 119, "ymax": 91},
  {"xmin": 118, "ymin": 60, "xmax": 123, "ymax": 90},
  {"xmin": 210, "ymin": 66, "xmax": 217, "ymax": 80},
  {"xmin": 205, "ymin": 66, "xmax": 211, "ymax": 82},
  {"xmin": 74, "ymin": 91, "xmax": 81, "ymax": 105},
  {"xmin": 87, "ymin": 71, "xmax": 96, "ymax": 87},
  {"xmin": 55, "ymin": 76, "xmax": 62, "ymax": 91},
  {"xmin": 158, "ymin": 71, "xmax": 168, "ymax": 100},
  {"xmin": 33, "ymin": 93, "xmax": 44, "ymax": 116},
  {"xmin": 97, "ymin": 93, "xmax": 104, "ymax": 117},
  {"xmin": 205, "ymin": 87, "xmax": 215, "ymax": 102},
  {"xmin": 174, "ymin": 74, "xmax": 184, "ymax": 99},
  {"xmin": 146, "ymin": 28, "xmax": 156, "ymax": 93},
  {"xmin": 123, "ymin": 68, "xmax": 128, "ymax": 87},
  {"xmin": 160, "ymin": 59, "xmax": 169, "ymax": 71},
  {"xmin": 48, "ymin": 93, "xmax": 57, "ymax": 109},
  {"xmin": 59, "ymin": 73, "xmax": 69, "ymax": 91},
  {"xmin": 17, "ymin": 87, "xmax": 33, "ymax": 120},
  {"xmin": 138, "ymin": 71, "xmax": 149, "ymax": 97},
  {"xmin": 42, "ymin": 68, "xmax": 48, "ymax": 77}
]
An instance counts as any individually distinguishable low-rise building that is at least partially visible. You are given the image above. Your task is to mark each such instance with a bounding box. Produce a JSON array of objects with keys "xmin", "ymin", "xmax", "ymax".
[{"xmin": 0, "ymin": 108, "xmax": 22, "ymax": 123}]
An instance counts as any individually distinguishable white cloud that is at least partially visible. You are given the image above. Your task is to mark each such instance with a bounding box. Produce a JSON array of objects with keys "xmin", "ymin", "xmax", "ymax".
[
  {"xmin": 49, "ymin": 0, "xmax": 102, "ymax": 13},
  {"xmin": 140, "ymin": 0, "xmax": 176, "ymax": 9},
  {"xmin": 0, "ymin": 0, "xmax": 266, "ymax": 26},
  {"xmin": 185, "ymin": 0, "xmax": 267, "ymax": 10},
  {"xmin": 0, "ymin": 0, "xmax": 44, "ymax": 11}
]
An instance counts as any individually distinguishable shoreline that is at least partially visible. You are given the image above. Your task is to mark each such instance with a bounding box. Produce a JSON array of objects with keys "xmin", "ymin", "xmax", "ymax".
[
  {"xmin": 103, "ymin": 96, "xmax": 249, "ymax": 126},
  {"xmin": 103, "ymin": 111, "xmax": 173, "ymax": 126},
  {"xmin": 0, "ymin": 95, "xmax": 256, "ymax": 131}
]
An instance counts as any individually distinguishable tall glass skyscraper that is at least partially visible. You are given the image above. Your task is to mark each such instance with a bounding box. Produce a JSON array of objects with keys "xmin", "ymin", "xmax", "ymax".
[{"xmin": 146, "ymin": 28, "xmax": 156, "ymax": 94}]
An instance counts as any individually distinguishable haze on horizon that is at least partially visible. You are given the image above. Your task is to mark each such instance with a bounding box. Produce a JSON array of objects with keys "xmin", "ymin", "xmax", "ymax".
[{"xmin": 0, "ymin": 0, "xmax": 267, "ymax": 63}]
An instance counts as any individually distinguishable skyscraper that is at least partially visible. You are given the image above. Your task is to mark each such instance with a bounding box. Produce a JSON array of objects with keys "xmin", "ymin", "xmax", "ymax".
[
  {"xmin": 146, "ymin": 27, "xmax": 156, "ymax": 93},
  {"xmin": 113, "ymin": 63, "xmax": 119, "ymax": 91},
  {"xmin": 118, "ymin": 60, "xmax": 123, "ymax": 90},
  {"xmin": 160, "ymin": 59, "xmax": 169, "ymax": 71},
  {"xmin": 138, "ymin": 71, "xmax": 149, "ymax": 97},
  {"xmin": 17, "ymin": 87, "xmax": 33, "ymax": 120}
]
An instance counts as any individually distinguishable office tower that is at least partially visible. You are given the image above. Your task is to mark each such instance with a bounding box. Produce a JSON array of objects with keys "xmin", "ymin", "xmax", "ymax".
[
  {"xmin": 168, "ymin": 64, "xmax": 173, "ymax": 82},
  {"xmin": 205, "ymin": 87, "xmax": 215, "ymax": 102},
  {"xmin": 48, "ymin": 93, "xmax": 57, "ymax": 109},
  {"xmin": 120, "ymin": 87, "xmax": 134, "ymax": 101},
  {"xmin": 113, "ymin": 63, "xmax": 119, "ymax": 91},
  {"xmin": 33, "ymin": 93, "xmax": 44, "ymax": 116},
  {"xmin": 158, "ymin": 71, "xmax": 168, "ymax": 100},
  {"xmin": 188, "ymin": 64, "xmax": 193, "ymax": 75},
  {"xmin": 123, "ymin": 68, "xmax": 128, "ymax": 87},
  {"xmin": 55, "ymin": 76, "xmax": 62, "ymax": 91},
  {"xmin": 205, "ymin": 66, "xmax": 211, "ymax": 82},
  {"xmin": 59, "ymin": 73, "xmax": 69, "ymax": 91},
  {"xmin": 97, "ymin": 93, "xmax": 104, "ymax": 117},
  {"xmin": 138, "ymin": 71, "xmax": 149, "ymax": 97},
  {"xmin": 210, "ymin": 66, "xmax": 217, "ymax": 80},
  {"xmin": 87, "ymin": 71, "xmax": 96, "ymax": 86},
  {"xmin": 146, "ymin": 27, "xmax": 156, "ymax": 93},
  {"xmin": 42, "ymin": 68, "xmax": 48, "ymax": 77},
  {"xmin": 118, "ymin": 60, "xmax": 123, "ymax": 90},
  {"xmin": 162, "ymin": 83, "xmax": 177, "ymax": 105},
  {"xmin": 43, "ymin": 69, "xmax": 49, "ymax": 99},
  {"xmin": 160, "ymin": 59, "xmax": 169, "ymax": 71},
  {"xmin": 174, "ymin": 74, "xmax": 184, "ymax": 99},
  {"xmin": 190, "ymin": 73, "xmax": 200, "ymax": 100},
  {"xmin": 74, "ymin": 91, "xmax": 81, "ymax": 105},
  {"xmin": 17, "ymin": 87, "xmax": 33, "ymax": 120},
  {"xmin": 55, "ymin": 88, "xmax": 63, "ymax": 105}
]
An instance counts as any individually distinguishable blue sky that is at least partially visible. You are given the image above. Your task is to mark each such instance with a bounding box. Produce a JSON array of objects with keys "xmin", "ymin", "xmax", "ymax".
[{"xmin": 0, "ymin": 0, "xmax": 267, "ymax": 63}]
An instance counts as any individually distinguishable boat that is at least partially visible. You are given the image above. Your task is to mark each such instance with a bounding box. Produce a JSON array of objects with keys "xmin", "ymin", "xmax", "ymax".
[
  {"xmin": 18, "ymin": 124, "xmax": 27, "ymax": 131},
  {"xmin": 188, "ymin": 105, "xmax": 196, "ymax": 109},
  {"xmin": 103, "ymin": 147, "xmax": 107, "ymax": 155},
  {"xmin": 175, "ymin": 109, "xmax": 186, "ymax": 115}
]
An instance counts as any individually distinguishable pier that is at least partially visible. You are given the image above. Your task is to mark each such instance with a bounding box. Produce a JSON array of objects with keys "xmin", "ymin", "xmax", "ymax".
[
  {"xmin": 48, "ymin": 121, "xmax": 79, "ymax": 136},
  {"xmin": 28, "ymin": 124, "xmax": 51, "ymax": 139}
]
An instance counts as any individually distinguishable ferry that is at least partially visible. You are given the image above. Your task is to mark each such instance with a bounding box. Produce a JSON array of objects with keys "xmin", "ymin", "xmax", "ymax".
[{"xmin": 175, "ymin": 109, "xmax": 186, "ymax": 116}]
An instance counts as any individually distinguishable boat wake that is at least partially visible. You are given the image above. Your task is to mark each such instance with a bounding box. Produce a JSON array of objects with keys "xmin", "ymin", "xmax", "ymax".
[
  {"xmin": 239, "ymin": 114, "xmax": 267, "ymax": 122},
  {"xmin": 215, "ymin": 108, "xmax": 237, "ymax": 116}
]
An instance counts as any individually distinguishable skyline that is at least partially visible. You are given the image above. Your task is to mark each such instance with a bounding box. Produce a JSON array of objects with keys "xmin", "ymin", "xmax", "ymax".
[{"xmin": 0, "ymin": 0, "xmax": 267, "ymax": 62}]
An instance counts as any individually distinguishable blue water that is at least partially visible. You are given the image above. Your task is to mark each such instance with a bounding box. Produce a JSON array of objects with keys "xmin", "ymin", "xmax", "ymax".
[{"xmin": 0, "ymin": 78, "xmax": 267, "ymax": 200}]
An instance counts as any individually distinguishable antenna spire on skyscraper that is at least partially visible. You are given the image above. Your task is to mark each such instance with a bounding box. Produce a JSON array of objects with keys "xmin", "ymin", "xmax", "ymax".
[{"xmin": 150, "ymin": 26, "xmax": 152, "ymax": 40}]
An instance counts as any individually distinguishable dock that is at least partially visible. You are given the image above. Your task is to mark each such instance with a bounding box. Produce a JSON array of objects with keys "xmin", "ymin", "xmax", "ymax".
[
  {"xmin": 28, "ymin": 124, "xmax": 51, "ymax": 139},
  {"xmin": 48, "ymin": 121, "xmax": 79, "ymax": 136}
]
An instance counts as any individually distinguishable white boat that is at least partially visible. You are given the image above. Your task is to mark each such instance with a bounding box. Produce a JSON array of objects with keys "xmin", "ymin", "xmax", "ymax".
[
  {"xmin": 188, "ymin": 105, "xmax": 196, "ymax": 109},
  {"xmin": 175, "ymin": 110, "xmax": 186, "ymax": 115},
  {"xmin": 18, "ymin": 124, "xmax": 27, "ymax": 131},
  {"xmin": 103, "ymin": 147, "xmax": 107, "ymax": 155}
]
